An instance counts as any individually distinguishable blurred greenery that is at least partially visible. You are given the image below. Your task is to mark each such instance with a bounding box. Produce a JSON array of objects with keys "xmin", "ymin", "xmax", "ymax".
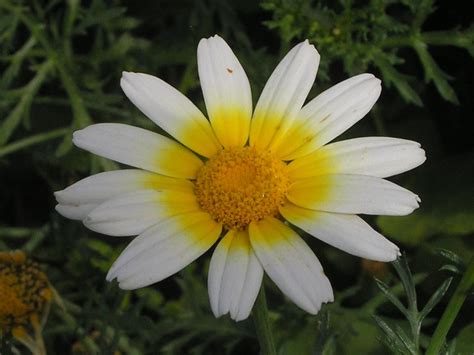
[{"xmin": 0, "ymin": 0, "xmax": 472, "ymax": 354}]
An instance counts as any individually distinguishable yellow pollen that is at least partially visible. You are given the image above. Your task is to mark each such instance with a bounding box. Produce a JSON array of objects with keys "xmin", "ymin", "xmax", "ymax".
[
  {"xmin": 0, "ymin": 251, "xmax": 51, "ymax": 333},
  {"xmin": 195, "ymin": 147, "xmax": 289, "ymax": 230}
]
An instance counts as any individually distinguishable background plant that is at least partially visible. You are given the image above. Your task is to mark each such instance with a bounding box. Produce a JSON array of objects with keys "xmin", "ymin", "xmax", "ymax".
[{"xmin": 0, "ymin": 0, "xmax": 472, "ymax": 354}]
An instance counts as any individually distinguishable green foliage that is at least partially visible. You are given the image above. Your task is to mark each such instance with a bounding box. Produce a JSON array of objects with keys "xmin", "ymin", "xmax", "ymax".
[
  {"xmin": 374, "ymin": 255, "xmax": 474, "ymax": 355},
  {"xmin": 262, "ymin": 0, "xmax": 474, "ymax": 105},
  {"xmin": 374, "ymin": 256, "xmax": 452, "ymax": 354},
  {"xmin": 0, "ymin": 0, "xmax": 149, "ymax": 165}
]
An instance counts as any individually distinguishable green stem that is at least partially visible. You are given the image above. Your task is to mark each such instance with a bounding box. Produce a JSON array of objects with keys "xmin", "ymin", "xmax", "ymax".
[
  {"xmin": 426, "ymin": 256, "xmax": 474, "ymax": 355},
  {"xmin": 0, "ymin": 127, "xmax": 68, "ymax": 157},
  {"xmin": 252, "ymin": 286, "xmax": 277, "ymax": 355}
]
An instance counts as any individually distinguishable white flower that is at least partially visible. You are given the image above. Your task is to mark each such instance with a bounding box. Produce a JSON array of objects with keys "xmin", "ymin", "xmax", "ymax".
[{"xmin": 55, "ymin": 35, "xmax": 425, "ymax": 321}]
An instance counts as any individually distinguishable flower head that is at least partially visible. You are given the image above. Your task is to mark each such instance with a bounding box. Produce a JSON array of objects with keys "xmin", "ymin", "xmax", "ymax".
[
  {"xmin": 0, "ymin": 251, "xmax": 52, "ymax": 333},
  {"xmin": 55, "ymin": 35, "xmax": 425, "ymax": 321}
]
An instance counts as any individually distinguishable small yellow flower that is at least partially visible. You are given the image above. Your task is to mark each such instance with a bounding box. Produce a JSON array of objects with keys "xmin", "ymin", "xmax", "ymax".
[
  {"xmin": 55, "ymin": 35, "xmax": 425, "ymax": 321},
  {"xmin": 0, "ymin": 251, "xmax": 52, "ymax": 334}
]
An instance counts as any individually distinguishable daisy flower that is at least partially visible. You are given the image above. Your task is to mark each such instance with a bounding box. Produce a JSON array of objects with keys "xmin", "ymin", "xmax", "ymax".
[{"xmin": 55, "ymin": 35, "xmax": 425, "ymax": 321}]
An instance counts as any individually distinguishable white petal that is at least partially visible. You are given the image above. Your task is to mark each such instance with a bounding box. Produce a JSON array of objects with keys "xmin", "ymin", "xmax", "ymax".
[
  {"xmin": 54, "ymin": 169, "xmax": 193, "ymax": 205},
  {"xmin": 55, "ymin": 170, "xmax": 193, "ymax": 223},
  {"xmin": 73, "ymin": 123, "xmax": 202, "ymax": 178},
  {"xmin": 288, "ymin": 174, "xmax": 420, "ymax": 216},
  {"xmin": 55, "ymin": 203, "xmax": 97, "ymax": 220},
  {"xmin": 208, "ymin": 230, "xmax": 263, "ymax": 321},
  {"xmin": 280, "ymin": 203, "xmax": 400, "ymax": 262},
  {"xmin": 84, "ymin": 189, "xmax": 200, "ymax": 236},
  {"xmin": 250, "ymin": 41, "xmax": 320, "ymax": 151},
  {"xmin": 275, "ymin": 74, "xmax": 381, "ymax": 160},
  {"xmin": 121, "ymin": 72, "xmax": 221, "ymax": 157},
  {"xmin": 198, "ymin": 35, "xmax": 252, "ymax": 148},
  {"xmin": 288, "ymin": 137, "xmax": 426, "ymax": 179},
  {"xmin": 107, "ymin": 212, "xmax": 222, "ymax": 289},
  {"xmin": 249, "ymin": 217, "xmax": 333, "ymax": 314}
]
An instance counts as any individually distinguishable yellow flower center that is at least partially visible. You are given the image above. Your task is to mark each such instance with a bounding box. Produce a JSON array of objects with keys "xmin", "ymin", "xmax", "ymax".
[
  {"xmin": 195, "ymin": 147, "xmax": 289, "ymax": 230},
  {"xmin": 0, "ymin": 251, "xmax": 52, "ymax": 332}
]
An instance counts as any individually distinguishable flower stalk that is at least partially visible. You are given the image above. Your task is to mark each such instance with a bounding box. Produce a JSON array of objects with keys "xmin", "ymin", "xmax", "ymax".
[{"xmin": 252, "ymin": 286, "xmax": 277, "ymax": 355}]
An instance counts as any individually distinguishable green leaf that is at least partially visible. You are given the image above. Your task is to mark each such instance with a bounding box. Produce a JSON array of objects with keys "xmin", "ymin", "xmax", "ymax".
[
  {"xmin": 413, "ymin": 39, "xmax": 459, "ymax": 104},
  {"xmin": 419, "ymin": 277, "xmax": 452, "ymax": 321},
  {"xmin": 375, "ymin": 278, "xmax": 409, "ymax": 318},
  {"xmin": 436, "ymin": 249, "xmax": 466, "ymax": 269},
  {"xmin": 439, "ymin": 265, "xmax": 461, "ymax": 275},
  {"xmin": 422, "ymin": 26, "xmax": 474, "ymax": 57},
  {"xmin": 0, "ymin": 59, "xmax": 53, "ymax": 145},
  {"xmin": 393, "ymin": 324, "xmax": 418, "ymax": 355},
  {"xmin": 374, "ymin": 55, "xmax": 423, "ymax": 106},
  {"xmin": 54, "ymin": 130, "xmax": 74, "ymax": 157},
  {"xmin": 0, "ymin": 37, "xmax": 36, "ymax": 90},
  {"xmin": 373, "ymin": 316, "xmax": 410, "ymax": 354},
  {"xmin": 0, "ymin": 127, "xmax": 68, "ymax": 158},
  {"xmin": 392, "ymin": 257, "xmax": 418, "ymax": 311}
]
